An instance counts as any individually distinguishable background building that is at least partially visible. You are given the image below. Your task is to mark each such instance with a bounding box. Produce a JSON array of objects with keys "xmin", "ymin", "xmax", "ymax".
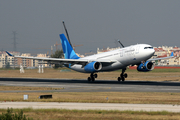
[{"xmin": 0, "ymin": 51, "xmax": 50, "ymax": 68}]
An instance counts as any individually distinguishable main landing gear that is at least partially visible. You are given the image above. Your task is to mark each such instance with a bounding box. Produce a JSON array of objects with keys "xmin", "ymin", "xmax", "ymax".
[
  {"xmin": 88, "ymin": 73, "xmax": 98, "ymax": 82},
  {"xmin": 118, "ymin": 68, "xmax": 128, "ymax": 82}
]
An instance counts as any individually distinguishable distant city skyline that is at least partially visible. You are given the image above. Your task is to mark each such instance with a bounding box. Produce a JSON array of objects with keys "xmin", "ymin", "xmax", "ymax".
[{"xmin": 1, "ymin": 1, "xmax": 180, "ymax": 54}]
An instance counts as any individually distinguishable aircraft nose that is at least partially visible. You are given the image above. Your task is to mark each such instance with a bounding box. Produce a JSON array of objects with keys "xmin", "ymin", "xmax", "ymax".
[
  {"xmin": 152, "ymin": 48, "xmax": 155, "ymax": 54},
  {"xmin": 147, "ymin": 47, "xmax": 155, "ymax": 56},
  {"xmin": 149, "ymin": 48, "xmax": 155, "ymax": 57}
]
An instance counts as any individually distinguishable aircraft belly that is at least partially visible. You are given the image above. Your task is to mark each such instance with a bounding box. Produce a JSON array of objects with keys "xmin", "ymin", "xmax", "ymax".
[
  {"xmin": 101, "ymin": 62, "xmax": 124, "ymax": 71},
  {"xmin": 70, "ymin": 62, "xmax": 125, "ymax": 73},
  {"xmin": 70, "ymin": 65, "xmax": 85, "ymax": 73}
]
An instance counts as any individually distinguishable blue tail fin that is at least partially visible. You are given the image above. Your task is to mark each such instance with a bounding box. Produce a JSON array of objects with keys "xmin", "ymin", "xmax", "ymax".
[{"xmin": 60, "ymin": 34, "xmax": 80, "ymax": 59}]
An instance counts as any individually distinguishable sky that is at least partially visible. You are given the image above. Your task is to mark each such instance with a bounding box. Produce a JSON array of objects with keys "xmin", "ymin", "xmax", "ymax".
[{"xmin": 0, "ymin": 0, "xmax": 180, "ymax": 55}]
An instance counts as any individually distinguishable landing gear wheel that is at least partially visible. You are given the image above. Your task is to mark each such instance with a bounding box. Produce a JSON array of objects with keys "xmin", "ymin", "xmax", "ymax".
[
  {"xmin": 124, "ymin": 73, "xmax": 128, "ymax": 78},
  {"xmin": 118, "ymin": 77, "xmax": 121, "ymax": 82},
  {"xmin": 118, "ymin": 68, "xmax": 128, "ymax": 82},
  {"xmin": 88, "ymin": 77, "xmax": 91, "ymax": 81},
  {"xmin": 120, "ymin": 74, "xmax": 124, "ymax": 78},
  {"xmin": 91, "ymin": 77, "xmax": 95, "ymax": 81},
  {"xmin": 88, "ymin": 73, "xmax": 98, "ymax": 82},
  {"xmin": 121, "ymin": 77, "xmax": 125, "ymax": 81},
  {"xmin": 94, "ymin": 74, "xmax": 98, "ymax": 78}
]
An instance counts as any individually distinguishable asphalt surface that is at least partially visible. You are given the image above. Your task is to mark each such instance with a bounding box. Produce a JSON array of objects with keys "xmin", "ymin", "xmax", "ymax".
[
  {"xmin": 0, "ymin": 102, "xmax": 180, "ymax": 112},
  {"xmin": 0, "ymin": 78, "xmax": 180, "ymax": 92}
]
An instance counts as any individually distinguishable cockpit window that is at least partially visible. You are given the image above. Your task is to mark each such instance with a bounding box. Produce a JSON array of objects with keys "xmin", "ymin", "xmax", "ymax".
[{"xmin": 144, "ymin": 47, "xmax": 153, "ymax": 49}]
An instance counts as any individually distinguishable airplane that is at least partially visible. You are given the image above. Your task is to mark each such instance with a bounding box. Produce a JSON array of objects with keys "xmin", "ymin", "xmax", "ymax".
[{"xmin": 6, "ymin": 34, "xmax": 174, "ymax": 82}]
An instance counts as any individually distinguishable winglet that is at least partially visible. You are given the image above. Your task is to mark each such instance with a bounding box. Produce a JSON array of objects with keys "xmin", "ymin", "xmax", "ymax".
[
  {"xmin": 170, "ymin": 52, "xmax": 174, "ymax": 57},
  {"xmin": 6, "ymin": 51, "xmax": 13, "ymax": 56}
]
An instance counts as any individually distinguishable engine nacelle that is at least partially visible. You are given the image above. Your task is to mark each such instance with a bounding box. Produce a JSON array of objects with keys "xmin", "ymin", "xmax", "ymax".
[
  {"xmin": 137, "ymin": 61, "xmax": 154, "ymax": 72},
  {"xmin": 84, "ymin": 61, "xmax": 102, "ymax": 73}
]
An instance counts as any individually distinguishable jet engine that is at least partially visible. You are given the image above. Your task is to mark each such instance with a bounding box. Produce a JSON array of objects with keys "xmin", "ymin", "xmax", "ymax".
[
  {"xmin": 84, "ymin": 61, "xmax": 102, "ymax": 73},
  {"xmin": 137, "ymin": 61, "xmax": 154, "ymax": 72}
]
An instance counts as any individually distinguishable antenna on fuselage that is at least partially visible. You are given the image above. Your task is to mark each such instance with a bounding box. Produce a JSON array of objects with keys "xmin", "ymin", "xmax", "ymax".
[
  {"xmin": 117, "ymin": 39, "xmax": 124, "ymax": 48},
  {"xmin": 62, "ymin": 21, "xmax": 73, "ymax": 48}
]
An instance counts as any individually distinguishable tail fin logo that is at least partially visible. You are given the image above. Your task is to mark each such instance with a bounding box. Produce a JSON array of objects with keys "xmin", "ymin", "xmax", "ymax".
[{"xmin": 60, "ymin": 34, "xmax": 80, "ymax": 59}]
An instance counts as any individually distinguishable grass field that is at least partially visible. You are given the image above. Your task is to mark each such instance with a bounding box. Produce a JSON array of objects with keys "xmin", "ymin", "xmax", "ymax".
[
  {"xmin": 1, "ymin": 68, "xmax": 180, "ymax": 119},
  {"xmin": 1, "ymin": 108, "xmax": 180, "ymax": 120},
  {"xmin": 0, "ymin": 68, "xmax": 180, "ymax": 104},
  {"xmin": 0, "ymin": 68, "xmax": 180, "ymax": 81},
  {"xmin": 0, "ymin": 89, "xmax": 180, "ymax": 104}
]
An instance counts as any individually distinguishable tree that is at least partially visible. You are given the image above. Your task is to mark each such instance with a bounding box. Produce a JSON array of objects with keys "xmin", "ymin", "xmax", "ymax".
[
  {"xmin": 50, "ymin": 49, "xmax": 64, "ymax": 58},
  {"xmin": 50, "ymin": 49, "xmax": 64, "ymax": 68}
]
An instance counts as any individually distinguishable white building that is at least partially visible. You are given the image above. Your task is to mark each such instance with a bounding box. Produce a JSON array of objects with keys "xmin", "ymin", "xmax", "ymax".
[
  {"xmin": 0, "ymin": 51, "xmax": 50, "ymax": 68},
  {"xmin": 0, "ymin": 51, "xmax": 20, "ymax": 68}
]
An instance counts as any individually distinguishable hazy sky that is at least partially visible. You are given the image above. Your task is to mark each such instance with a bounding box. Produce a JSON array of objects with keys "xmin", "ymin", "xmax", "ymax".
[{"xmin": 0, "ymin": 0, "xmax": 180, "ymax": 54}]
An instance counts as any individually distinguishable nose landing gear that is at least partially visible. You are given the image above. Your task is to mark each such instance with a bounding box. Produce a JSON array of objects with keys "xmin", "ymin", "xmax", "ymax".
[
  {"xmin": 118, "ymin": 68, "xmax": 128, "ymax": 82},
  {"xmin": 88, "ymin": 73, "xmax": 98, "ymax": 82}
]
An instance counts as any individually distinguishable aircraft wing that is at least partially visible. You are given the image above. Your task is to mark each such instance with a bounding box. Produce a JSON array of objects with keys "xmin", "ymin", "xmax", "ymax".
[
  {"xmin": 148, "ymin": 52, "xmax": 174, "ymax": 61},
  {"xmin": 6, "ymin": 51, "xmax": 116, "ymax": 66}
]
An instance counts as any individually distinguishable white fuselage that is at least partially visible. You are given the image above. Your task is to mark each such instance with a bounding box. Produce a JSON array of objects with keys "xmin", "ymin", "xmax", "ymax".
[{"xmin": 69, "ymin": 44, "xmax": 155, "ymax": 73}]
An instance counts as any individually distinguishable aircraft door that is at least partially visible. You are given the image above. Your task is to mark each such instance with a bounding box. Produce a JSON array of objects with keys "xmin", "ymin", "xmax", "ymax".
[
  {"xmin": 135, "ymin": 46, "xmax": 140, "ymax": 54},
  {"xmin": 131, "ymin": 47, "xmax": 135, "ymax": 55}
]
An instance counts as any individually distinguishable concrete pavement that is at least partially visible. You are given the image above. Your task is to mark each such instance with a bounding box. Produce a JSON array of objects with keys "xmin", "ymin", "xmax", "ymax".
[{"xmin": 0, "ymin": 102, "xmax": 180, "ymax": 112}]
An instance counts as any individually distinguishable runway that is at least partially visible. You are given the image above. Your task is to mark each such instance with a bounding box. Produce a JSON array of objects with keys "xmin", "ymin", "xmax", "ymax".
[
  {"xmin": 0, "ymin": 102, "xmax": 180, "ymax": 112},
  {"xmin": 0, "ymin": 78, "xmax": 180, "ymax": 92}
]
